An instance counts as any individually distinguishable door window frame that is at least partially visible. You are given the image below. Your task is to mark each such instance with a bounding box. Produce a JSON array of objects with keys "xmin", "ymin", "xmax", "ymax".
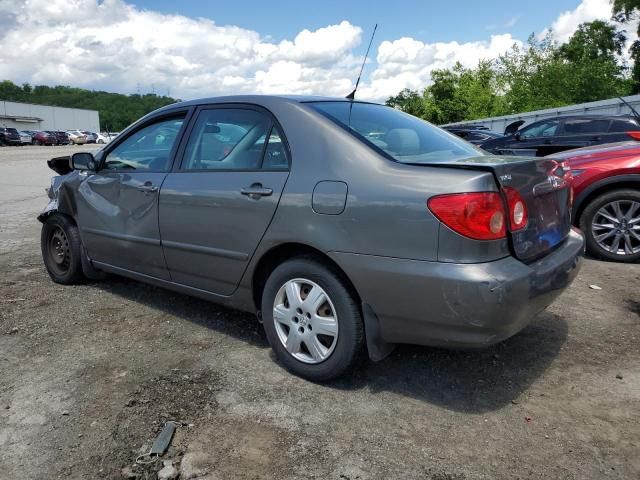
[
  {"xmin": 173, "ymin": 103, "xmax": 291, "ymax": 173},
  {"xmin": 97, "ymin": 108, "xmax": 194, "ymax": 174}
]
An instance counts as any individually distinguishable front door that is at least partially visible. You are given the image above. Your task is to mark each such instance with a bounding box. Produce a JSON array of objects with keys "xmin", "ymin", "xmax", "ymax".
[
  {"xmin": 159, "ymin": 106, "xmax": 290, "ymax": 295},
  {"xmin": 76, "ymin": 114, "xmax": 187, "ymax": 279}
]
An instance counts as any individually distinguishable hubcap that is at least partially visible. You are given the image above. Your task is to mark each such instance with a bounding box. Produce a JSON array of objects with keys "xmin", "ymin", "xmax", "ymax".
[
  {"xmin": 47, "ymin": 227, "xmax": 71, "ymax": 274},
  {"xmin": 272, "ymin": 278, "xmax": 339, "ymax": 364},
  {"xmin": 591, "ymin": 200, "xmax": 640, "ymax": 256}
]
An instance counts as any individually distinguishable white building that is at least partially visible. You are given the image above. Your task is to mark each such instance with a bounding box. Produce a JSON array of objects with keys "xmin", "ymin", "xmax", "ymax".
[{"xmin": 0, "ymin": 100, "xmax": 100, "ymax": 132}]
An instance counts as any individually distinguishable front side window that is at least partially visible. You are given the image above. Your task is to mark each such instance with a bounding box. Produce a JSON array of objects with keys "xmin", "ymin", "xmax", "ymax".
[
  {"xmin": 103, "ymin": 116, "xmax": 185, "ymax": 171},
  {"xmin": 308, "ymin": 102, "xmax": 480, "ymax": 164},
  {"xmin": 520, "ymin": 121, "xmax": 559, "ymax": 138},
  {"xmin": 182, "ymin": 108, "xmax": 285, "ymax": 170}
]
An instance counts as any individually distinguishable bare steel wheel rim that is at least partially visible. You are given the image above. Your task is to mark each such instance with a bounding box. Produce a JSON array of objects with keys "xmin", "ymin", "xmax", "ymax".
[
  {"xmin": 273, "ymin": 278, "xmax": 339, "ymax": 364},
  {"xmin": 591, "ymin": 200, "xmax": 640, "ymax": 256},
  {"xmin": 47, "ymin": 226, "xmax": 71, "ymax": 274}
]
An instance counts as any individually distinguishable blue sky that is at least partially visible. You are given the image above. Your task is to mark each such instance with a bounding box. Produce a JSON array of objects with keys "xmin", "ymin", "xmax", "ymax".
[
  {"xmin": 132, "ymin": 0, "xmax": 587, "ymax": 52},
  {"xmin": 0, "ymin": 0, "xmax": 619, "ymax": 100}
]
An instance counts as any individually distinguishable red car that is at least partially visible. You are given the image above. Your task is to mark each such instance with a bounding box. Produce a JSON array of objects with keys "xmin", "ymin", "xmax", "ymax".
[
  {"xmin": 552, "ymin": 141, "xmax": 640, "ymax": 262},
  {"xmin": 32, "ymin": 130, "xmax": 57, "ymax": 146}
]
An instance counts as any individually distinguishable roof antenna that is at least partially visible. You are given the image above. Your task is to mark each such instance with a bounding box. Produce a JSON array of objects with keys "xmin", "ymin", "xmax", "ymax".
[
  {"xmin": 346, "ymin": 23, "xmax": 378, "ymax": 100},
  {"xmin": 618, "ymin": 96, "xmax": 640, "ymax": 120}
]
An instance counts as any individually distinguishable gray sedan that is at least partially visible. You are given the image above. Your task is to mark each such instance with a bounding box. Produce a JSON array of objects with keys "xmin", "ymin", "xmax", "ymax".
[{"xmin": 38, "ymin": 95, "xmax": 584, "ymax": 381}]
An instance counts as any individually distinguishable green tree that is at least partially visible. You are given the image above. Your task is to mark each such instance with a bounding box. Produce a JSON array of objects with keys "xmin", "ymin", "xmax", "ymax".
[{"xmin": 0, "ymin": 80, "xmax": 178, "ymax": 130}]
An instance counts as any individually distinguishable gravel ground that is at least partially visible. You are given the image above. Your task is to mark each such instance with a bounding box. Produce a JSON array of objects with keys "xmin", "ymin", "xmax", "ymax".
[{"xmin": 0, "ymin": 145, "xmax": 638, "ymax": 480}]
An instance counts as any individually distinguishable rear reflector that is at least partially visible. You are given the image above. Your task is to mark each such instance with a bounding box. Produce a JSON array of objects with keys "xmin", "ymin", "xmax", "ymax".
[{"xmin": 427, "ymin": 192, "xmax": 506, "ymax": 240}]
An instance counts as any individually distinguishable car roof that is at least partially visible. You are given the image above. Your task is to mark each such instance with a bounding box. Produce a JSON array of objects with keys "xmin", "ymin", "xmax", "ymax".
[
  {"xmin": 154, "ymin": 94, "xmax": 378, "ymax": 114},
  {"xmin": 532, "ymin": 114, "xmax": 638, "ymax": 122}
]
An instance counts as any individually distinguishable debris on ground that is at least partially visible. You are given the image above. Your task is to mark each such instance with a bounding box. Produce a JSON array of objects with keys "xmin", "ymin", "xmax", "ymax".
[
  {"xmin": 589, "ymin": 284, "xmax": 602, "ymax": 290},
  {"xmin": 157, "ymin": 460, "xmax": 179, "ymax": 480}
]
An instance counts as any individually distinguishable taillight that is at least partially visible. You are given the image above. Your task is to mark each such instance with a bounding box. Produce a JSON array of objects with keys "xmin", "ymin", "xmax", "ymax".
[
  {"xmin": 503, "ymin": 187, "xmax": 528, "ymax": 231},
  {"xmin": 628, "ymin": 131, "xmax": 640, "ymax": 140},
  {"xmin": 427, "ymin": 192, "xmax": 506, "ymax": 240}
]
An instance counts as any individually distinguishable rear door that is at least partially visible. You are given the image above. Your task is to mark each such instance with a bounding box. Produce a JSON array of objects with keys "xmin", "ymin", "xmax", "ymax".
[
  {"xmin": 159, "ymin": 105, "xmax": 290, "ymax": 295},
  {"xmin": 76, "ymin": 113, "xmax": 188, "ymax": 279},
  {"xmin": 556, "ymin": 118, "xmax": 611, "ymax": 151}
]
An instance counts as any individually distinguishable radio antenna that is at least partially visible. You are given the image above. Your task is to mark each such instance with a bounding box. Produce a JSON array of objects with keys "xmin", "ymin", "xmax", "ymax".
[
  {"xmin": 618, "ymin": 96, "xmax": 640, "ymax": 120},
  {"xmin": 346, "ymin": 23, "xmax": 378, "ymax": 100}
]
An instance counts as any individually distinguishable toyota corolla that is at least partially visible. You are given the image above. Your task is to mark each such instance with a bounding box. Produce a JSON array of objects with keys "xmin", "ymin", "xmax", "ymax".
[{"xmin": 39, "ymin": 96, "xmax": 584, "ymax": 381}]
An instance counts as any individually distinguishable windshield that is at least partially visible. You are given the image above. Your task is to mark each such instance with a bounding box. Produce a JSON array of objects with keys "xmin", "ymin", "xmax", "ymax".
[{"xmin": 307, "ymin": 102, "xmax": 481, "ymax": 163}]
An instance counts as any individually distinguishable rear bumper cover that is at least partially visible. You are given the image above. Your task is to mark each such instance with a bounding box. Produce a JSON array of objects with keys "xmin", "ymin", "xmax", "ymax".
[{"xmin": 330, "ymin": 229, "xmax": 584, "ymax": 348}]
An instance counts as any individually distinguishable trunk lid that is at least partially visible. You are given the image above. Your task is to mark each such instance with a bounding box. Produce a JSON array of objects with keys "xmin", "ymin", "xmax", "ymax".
[{"xmin": 430, "ymin": 155, "xmax": 572, "ymax": 262}]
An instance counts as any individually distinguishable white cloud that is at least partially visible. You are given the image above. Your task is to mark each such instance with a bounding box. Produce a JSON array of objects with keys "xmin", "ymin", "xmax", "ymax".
[
  {"xmin": 0, "ymin": 0, "xmax": 631, "ymax": 103},
  {"xmin": 359, "ymin": 34, "xmax": 522, "ymax": 100},
  {"xmin": 505, "ymin": 15, "xmax": 522, "ymax": 28},
  {"xmin": 546, "ymin": 0, "xmax": 612, "ymax": 42},
  {"xmin": 0, "ymin": 0, "xmax": 362, "ymax": 99}
]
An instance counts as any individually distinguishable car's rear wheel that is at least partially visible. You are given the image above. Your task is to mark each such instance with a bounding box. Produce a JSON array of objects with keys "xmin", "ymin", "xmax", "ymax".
[
  {"xmin": 41, "ymin": 214, "xmax": 85, "ymax": 284},
  {"xmin": 580, "ymin": 189, "xmax": 640, "ymax": 262},
  {"xmin": 261, "ymin": 258, "xmax": 363, "ymax": 381}
]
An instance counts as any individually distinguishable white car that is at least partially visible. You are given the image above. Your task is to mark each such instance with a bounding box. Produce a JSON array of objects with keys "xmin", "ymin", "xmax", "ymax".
[
  {"xmin": 96, "ymin": 132, "xmax": 118, "ymax": 144},
  {"xmin": 19, "ymin": 131, "xmax": 32, "ymax": 145}
]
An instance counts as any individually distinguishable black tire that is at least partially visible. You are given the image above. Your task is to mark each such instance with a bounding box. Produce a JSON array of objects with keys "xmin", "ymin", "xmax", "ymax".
[
  {"xmin": 579, "ymin": 189, "xmax": 640, "ymax": 263},
  {"xmin": 41, "ymin": 214, "xmax": 86, "ymax": 284},
  {"xmin": 261, "ymin": 257, "xmax": 364, "ymax": 381}
]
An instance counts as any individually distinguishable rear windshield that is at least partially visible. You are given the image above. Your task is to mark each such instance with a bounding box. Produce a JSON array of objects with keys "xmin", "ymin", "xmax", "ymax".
[{"xmin": 307, "ymin": 101, "xmax": 481, "ymax": 163}]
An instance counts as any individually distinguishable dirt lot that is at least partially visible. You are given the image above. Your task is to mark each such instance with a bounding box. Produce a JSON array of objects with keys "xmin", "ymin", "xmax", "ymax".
[{"xmin": 0, "ymin": 145, "xmax": 638, "ymax": 480}]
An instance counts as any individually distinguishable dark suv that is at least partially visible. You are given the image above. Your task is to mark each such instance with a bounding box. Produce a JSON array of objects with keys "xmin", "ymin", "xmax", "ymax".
[
  {"xmin": 481, "ymin": 115, "xmax": 640, "ymax": 156},
  {"xmin": 0, "ymin": 127, "xmax": 21, "ymax": 146}
]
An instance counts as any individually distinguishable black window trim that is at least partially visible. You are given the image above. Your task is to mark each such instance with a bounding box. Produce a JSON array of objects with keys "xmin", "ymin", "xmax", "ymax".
[
  {"xmin": 173, "ymin": 103, "xmax": 291, "ymax": 173},
  {"xmin": 97, "ymin": 108, "xmax": 193, "ymax": 174}
]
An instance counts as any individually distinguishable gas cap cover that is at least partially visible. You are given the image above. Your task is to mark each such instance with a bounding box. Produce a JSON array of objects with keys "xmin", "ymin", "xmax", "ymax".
[{"xmin": 312, "ymin": 181, "xmax": 348, "ymax": 215}]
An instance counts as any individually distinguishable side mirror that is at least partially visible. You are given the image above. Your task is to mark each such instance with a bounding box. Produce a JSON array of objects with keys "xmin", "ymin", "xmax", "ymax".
[
  {"xmin": 514, "ymin": 132, "xmax": 522, "ymax": 141},
  {"xmin": 71, "ymin": 152, "xmax": 97, "ymax": 171}
]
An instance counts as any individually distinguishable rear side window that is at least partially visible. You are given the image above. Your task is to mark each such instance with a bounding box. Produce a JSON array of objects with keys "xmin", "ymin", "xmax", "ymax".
[
  {"xmin": 562, "ymin": 119, "xmax": 610, "ymax": 134},
  {"xmin": 609, "ymin": 119, "xmax": 640, "ymax": 132},
  {"xmin": 308, "ymin": 102, "xmax": 479, "ymax": 163},
  {"xmin": 181, "ymin": 108, "xmax": 287, "ymax": 171}
]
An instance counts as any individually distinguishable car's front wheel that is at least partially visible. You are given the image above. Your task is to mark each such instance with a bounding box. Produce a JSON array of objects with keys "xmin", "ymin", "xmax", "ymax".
[
  {"xmin": 261, "ymin": 258, "xmax": 364, "ymax": 381},
  {"xmin": 41, "ymin": 214, "xmax": 86, "ymax": 284},
  {"xmin": 580, "ymin": 189, "xmax": 640, "ymax": 262}
]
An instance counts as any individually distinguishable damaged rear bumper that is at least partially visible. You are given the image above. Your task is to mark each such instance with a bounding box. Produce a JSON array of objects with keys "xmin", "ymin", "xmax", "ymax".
[{"xmin": 329, "ymin": 228, "xmax": 584, "ymax": 348}]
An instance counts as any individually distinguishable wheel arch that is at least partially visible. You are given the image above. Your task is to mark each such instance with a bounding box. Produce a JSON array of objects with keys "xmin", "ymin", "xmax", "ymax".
[
  {"xmin": 574, "ymin": 174, "xmax": 640, "ymax": 224},
  {"xmin": 250, "ymin": 242, "xmax": 362, "ymax": 314}
]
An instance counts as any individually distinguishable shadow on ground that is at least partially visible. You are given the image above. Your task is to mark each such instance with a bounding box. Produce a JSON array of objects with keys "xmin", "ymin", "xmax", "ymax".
[{"xmin": 94, "ymin": 275, "xmax": 567, "ymax": 414}]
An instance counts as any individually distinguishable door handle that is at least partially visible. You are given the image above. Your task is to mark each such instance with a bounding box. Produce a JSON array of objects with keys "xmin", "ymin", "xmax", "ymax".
[
  {"xmin": 138, "ymin": 182, "xmax": 158, "ymax": 194},
  {"xmin": 241, "ymin": 183, "xmax": 273, "ymax": 199},
  {"xmin": 591, "ymin": 136, "xmax": 601, "ymax": 141}
]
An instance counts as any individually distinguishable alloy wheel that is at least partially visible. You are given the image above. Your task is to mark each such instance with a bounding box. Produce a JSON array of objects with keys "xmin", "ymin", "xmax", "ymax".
[
  {"xmin": 591, "ymin": 200, "xmax": 640, "ymax": 256},
  {"xmin": 272, "ymin": 278, "xmax": 339, "ymax": 364}
]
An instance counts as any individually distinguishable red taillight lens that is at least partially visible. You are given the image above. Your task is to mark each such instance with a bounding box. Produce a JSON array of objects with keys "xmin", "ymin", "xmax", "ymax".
[
  {"xmin": 503, "ymin": 187, "xmax": 528, "ymax": 231},
  {"xmin": 427, "ymin": 192, "xmax": 506, "ymax": 240},
  {"xmin": 628, "ymin": 131, "xmax": 640, "ymax": 140}
]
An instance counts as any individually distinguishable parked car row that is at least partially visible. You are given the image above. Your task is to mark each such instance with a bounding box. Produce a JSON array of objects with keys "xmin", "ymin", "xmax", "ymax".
[
  {"xmin": 0, "ymin": 128, "xmax": 119, "ymax": 146},
  {"xmin": 445, "ymin": 114, "xmax": 640, "ymax": 156}
]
